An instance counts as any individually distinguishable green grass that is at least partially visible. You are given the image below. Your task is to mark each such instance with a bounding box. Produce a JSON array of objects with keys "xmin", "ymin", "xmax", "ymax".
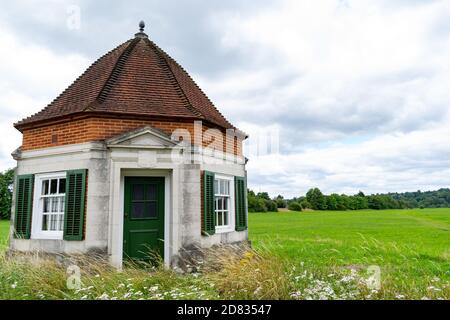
[
  {"xmin": 0, "ymin": 220, "xmax": 8, "ymax": 252},
  {"xmin": 0, "ymin": 210, "xmax": 449, "ymax": 300},
  {"xmin": 249, "ymin": 208, "xmax": 450, "ymax": 299}
]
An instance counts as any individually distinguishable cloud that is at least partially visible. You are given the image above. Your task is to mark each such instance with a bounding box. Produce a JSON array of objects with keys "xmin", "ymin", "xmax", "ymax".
[
  {"xmin": 248, "ymin": 124, "xmax": 450, "ymax": 198},
  {"xmin": 0, "ymin": 22, "xmax": 89, "ymax": 170},
  {"xmin": 1, "ymin": 1, "xmax": 450, "ymax": 198}
]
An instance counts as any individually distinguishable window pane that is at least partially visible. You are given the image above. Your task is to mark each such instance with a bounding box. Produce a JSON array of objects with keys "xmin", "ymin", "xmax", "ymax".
[
  {"xmin": 42, "ymin": 180, "xmax": 49, "ymax": 195},
  {"xmin": 42, "ymin": 214, "xmax": 48, "ymax": 231},
  {"xmin": 59, "ymin": 178, "xmax": 66, "ymax": 194},
  {"xmin": 131, "ymin": 201, "xmax": 157, "ymax": 219},
  {"xmin": 131, "ymin": 202, "xmax": 145, "ymax": 218},
  {"xmin": 218, "ymin": 211, "xmax": 223, "ymax": 226},
  {"xmin": 58, "ymin": 214, "xmax": 64, "ymax": 231},
  {"xmin": 60, "ymin": 196, "xmax": 65, "ymax": 212},
  {"xmin": 223, "ymin": 181, "xmax": 229, "ymax": 195},
  {"xmin": 224, "ymin": 211, "xmax": 228, "ymax": 225},
  {"xmin": 43, "ymin": 198, "xmax": 50, "ymax": 213},
  {"xmin": 217, "ymin": 197, "xmax": 223, "ymax": 210},
  {"xmin": 132, "ymin": 185, "xmax": 145, "ymax": 201},
  {"xmin": 214, "ymin": 180, "xmax": 218, "ymax": 194},
  {"xmin": 50, "ymin": 215, "xmax": 57, "ymax": 231},
  {"xmin": 224, "ymin": 198, "xmax": 228, "ymax": 210},
  {"xmin": 51, "ymin": 198, "xmax": 59, "ymax": 213},
  {"xmin": 146, "ymin": 202, "xmax": 157, "ymax": 218},
  {"xmin": 147, "ymin": 184, "xmax": 156, "ymax": 200},
  {"xmin": 50, "ymin": 179, "xmax": 58, "ymax": 194}
]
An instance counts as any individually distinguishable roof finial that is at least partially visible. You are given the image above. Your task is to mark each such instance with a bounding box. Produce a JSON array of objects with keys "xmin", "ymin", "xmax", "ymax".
[{"xmin": 135, "ymin": 20, "xmax": 148, "ymax": 39}]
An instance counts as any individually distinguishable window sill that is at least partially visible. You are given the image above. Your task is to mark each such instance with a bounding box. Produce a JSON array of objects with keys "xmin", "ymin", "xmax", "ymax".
[
  {"xmin": 215, "ymin": 227, "xmax": 234, "ymax": 234},
  {"xmin": 31, "ymin": 233, "xmax": 63, "ymax": 240}
]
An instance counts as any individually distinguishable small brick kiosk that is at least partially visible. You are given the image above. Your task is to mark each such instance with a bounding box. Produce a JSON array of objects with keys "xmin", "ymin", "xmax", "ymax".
[{"xmin": 9, "ymin": 22, "xmax": 248, "ymax": 268}]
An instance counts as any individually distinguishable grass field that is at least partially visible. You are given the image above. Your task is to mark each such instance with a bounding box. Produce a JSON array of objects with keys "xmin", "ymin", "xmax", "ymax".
[
  {"xmin": 249, "ymin": 209, "xmax": 450, "ymax": 299},
  {"xmin": 0, "ymin": 210, "xmax": 449, "ymax": 300},
  {"xmin": 0, "ymin": 220, "xmax": 8, "ymax": 252}
]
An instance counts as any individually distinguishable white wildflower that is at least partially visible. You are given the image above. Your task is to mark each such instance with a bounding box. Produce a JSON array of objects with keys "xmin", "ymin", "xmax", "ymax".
[
  {"xmin": 123, "ymin": 292, "xmax": 132, "ymax": 299},
  {"xmin": 98, "ymin": 293, "xmax": 109, "ymax": 300},
  {"xmin": 254, "ymin": 286, "xmax": 262, "ymax": 296},
  {"xmin": 427, "ymin": 286, "xmax": 441, "ymax": 292},
  {"xmin": 290, "ymin": 291, "xmax": 302, "ymax": 299},
  {"xmin": 149, "ymin": 285, "xmax": 159, "ymax": 292}
]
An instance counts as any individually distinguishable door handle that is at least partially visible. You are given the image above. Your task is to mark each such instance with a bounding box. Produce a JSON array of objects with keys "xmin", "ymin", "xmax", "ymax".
[{"xmin": 124, "ymin": 212, "xmax": 128, "ymax": 218}]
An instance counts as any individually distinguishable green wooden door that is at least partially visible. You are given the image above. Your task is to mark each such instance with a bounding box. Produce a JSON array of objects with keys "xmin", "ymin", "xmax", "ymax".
[{"xmin": 123, "ymin": 177, "xmax": 165, "ymax": 262}]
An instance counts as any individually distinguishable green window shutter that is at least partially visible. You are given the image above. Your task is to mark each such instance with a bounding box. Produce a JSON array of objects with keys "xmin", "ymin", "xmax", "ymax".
[
  {"xmin": 235, "ymin": 176, "xmax": 248, "ymax": 231},
  {"xmin": 203, "ymin": 171, "xmax": 216, "ymax": 236},
  {"xmin": 14, "ymin": 175, "xmax": 34, "ymax": 239},
  {"xmin": 64, "ymin": 169, "xmax": 87, "ymax": 241}
]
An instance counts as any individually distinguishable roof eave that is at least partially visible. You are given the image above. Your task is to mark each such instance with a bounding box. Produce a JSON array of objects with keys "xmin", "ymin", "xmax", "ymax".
[{"xmin": 14, "ymin": 111, "xmax": 239, "ymax": 133}]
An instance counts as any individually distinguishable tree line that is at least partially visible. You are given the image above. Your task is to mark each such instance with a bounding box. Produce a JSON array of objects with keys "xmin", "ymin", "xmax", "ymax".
[
  {"xmin": 248, "ymin": 187, "xmax": 450, "ymax": 212},
  {"xmin": 0, "ymin": 169, "xmax": 14, "ymax": 220},
  {"xmin": 2, "ymin": 168, "xmax": 450, "ymax": 218}
]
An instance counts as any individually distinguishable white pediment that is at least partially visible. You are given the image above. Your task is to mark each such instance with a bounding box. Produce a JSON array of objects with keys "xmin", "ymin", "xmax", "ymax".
[{"xmin": 106, "ymin": 126, "xmax": 179, "ymax": 149}]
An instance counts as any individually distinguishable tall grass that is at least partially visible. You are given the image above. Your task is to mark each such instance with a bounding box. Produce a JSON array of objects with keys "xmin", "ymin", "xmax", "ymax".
[{"xmin": 1, "ymin": 245, "xmax": 448, "ymax": 300}]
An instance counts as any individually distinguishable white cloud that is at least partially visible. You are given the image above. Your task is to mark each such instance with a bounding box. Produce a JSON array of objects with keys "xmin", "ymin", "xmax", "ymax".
[
  {"xmin": 197, "ymin": 0, "xmax": 450, "ymax": 196},
  {"xmin": 248, "ymin": 123, "xmax": 450, "ymax": 198},
  {"xmin": 0, "ymin": 23, "xmax": 89, "ymax": 170},
  {"xmin": 1, "ymin": 1, "xmax": 450, "ymax": 198}
]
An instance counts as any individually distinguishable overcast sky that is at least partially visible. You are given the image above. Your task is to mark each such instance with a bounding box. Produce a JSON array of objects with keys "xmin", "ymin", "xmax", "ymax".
[{"xmin": 1, "ymin": 0, "xmax": 450, "ymax": 198}]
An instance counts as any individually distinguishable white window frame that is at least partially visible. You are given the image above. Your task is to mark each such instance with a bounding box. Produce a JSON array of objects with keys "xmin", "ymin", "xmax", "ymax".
[
  {"xmin": 214, "ymin": 174, "xmax": 235, "ymax": 234},
  {"xmin": 31, "ymin": 172, "xmax": 66, "ymax": 240}
]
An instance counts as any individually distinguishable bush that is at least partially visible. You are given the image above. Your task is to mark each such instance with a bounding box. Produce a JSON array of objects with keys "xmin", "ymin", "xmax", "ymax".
[
  {"xmin": 0, "ymin": 169, "xmax": 14, "ymax": 220},
  {"xmin": 248, "ymin": 190, "xmax": 278, "ymax": 212},
  {"xmin": 300, "ymin": 200, "xmax": 311, "ymax": 210},
  {"xmin": 288, "ymin": 202, "xmax": 302, "ymax": 212}
]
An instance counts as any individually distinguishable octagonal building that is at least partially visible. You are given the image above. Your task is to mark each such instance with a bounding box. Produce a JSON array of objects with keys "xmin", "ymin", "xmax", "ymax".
[{"xmin": 9, "ymin": 22, "xmax": 248, "ymax": 268}]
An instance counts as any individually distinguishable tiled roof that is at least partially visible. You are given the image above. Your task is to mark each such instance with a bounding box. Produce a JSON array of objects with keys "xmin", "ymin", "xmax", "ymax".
[{"xmin": 15, "ymin": 32, "xmax": 234, "ymax": 130}]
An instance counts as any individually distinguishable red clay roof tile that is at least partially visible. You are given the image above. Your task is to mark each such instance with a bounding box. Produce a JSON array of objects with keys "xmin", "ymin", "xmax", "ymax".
[{"xmin": 15, "ymin": 34, "xmax": 234, "ymax": 130}]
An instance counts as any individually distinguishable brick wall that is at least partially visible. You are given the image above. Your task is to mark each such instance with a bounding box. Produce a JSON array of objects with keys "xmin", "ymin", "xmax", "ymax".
[{"xmin": 21, "ymin": 117, "xmax": 244, "ymax": 156}]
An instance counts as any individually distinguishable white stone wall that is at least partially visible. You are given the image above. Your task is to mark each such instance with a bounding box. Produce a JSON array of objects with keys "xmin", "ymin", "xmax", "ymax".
[
  {"xmin": 9, "ymin": 133, "xmax": 249, "ymax": 267},
  {"xmin": 10, "ymin": 142, "xmax": 110, "ymax": 254}
]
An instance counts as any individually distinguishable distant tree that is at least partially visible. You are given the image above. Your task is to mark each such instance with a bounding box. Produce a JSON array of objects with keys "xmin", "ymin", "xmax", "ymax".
[
  {"xmin": 248, "ymin": 189, "xmax": 278, "ymax": 212},
  {"xmin": 300, "ymin": 200, "xmax": 311, "ymax": 210},
  {"xmin": 257, "ymin": 192, "xmax": 271, "ymax": 201},
  {"xmin": 353, "ymin": 195, "xmax": 369, "ymax": 210},
  {"xmin": 251, "ymin": 186, "xmax": 450, "ymax": 213},
  {"xmin": 326, "ymin": 194, "xmax": 338, "ymax": 210},
  {"xmin": 306, "ymin": 188, "xmax": 327, "ymax": 210},
  {"xmin": 274, "ymin": 195, "xmax": 287, "ymax": 208},
  {"xmin": 264, "ymin": 199, "xmax": 278, "ymax": 212},
  {"xmin": 0, "ymin": 169, "xmax": 14, "ymax": 220},
  {"xmin": 288, "ymin": 202, "xmax": 302, "ymax": 212},
  {"xmin": 357, "ymin": 191, "xmax": 366, "ymax": 197}
]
